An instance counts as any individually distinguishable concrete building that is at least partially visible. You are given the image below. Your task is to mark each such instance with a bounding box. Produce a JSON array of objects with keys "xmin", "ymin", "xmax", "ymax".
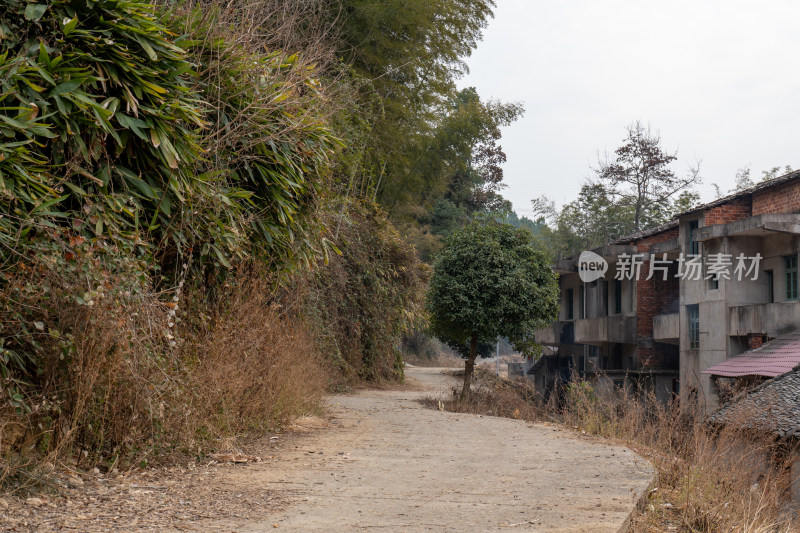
[
  {"xmin": 677, "ymin": 171, "xmax": 800, "ymax": 410},
  {"xmin": 527, "ymin": 170, "xmax": 800, "ymax": 411},
  {"xmin": 531, "ymin": 233, "xmax": 681, "ymax": 404}
]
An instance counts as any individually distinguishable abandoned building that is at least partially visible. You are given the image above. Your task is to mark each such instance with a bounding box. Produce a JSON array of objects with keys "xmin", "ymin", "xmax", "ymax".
[{"xmin": 525, "ymin": 169, "xmax": 800, "ymax": 411}]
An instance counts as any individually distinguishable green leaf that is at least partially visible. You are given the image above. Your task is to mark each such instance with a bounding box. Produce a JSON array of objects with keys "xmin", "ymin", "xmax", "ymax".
[
  {"xmin": 62, "ymin": 16, "xmax": 79, "ymax": 35},
  {"xmin": 30, "ymin": 194, "xmax": 69, "ymax": 214},
  {"xmin": 48, "ymin": 79, "xmax": 83, "ymax": 97},
  {"xmin": 24, "ymin": 3, "xmax": 47, "ymax": 21},
  {"xmin": 136, "ymin": 36, "xmax": 158, "ymax": 61},
  {"xmin": 211, "ymin": 245, "xmax": 231, "ymax": 268}
]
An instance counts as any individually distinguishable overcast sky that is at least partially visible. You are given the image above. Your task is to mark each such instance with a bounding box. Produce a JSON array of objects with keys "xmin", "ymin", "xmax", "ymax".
[{"xmin": 457, "ymin": 0, "xmax": 800, "ymax": 218}]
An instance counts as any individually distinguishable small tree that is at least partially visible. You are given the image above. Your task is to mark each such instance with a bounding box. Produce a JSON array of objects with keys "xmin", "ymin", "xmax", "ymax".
[{"xmin": 427, "ymin": 222, "xmax": 559, "ymax": 396}]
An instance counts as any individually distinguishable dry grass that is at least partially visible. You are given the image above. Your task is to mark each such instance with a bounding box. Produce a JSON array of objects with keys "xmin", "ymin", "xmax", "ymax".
[
  {"xmin": 179, "ymin": 270, "xmax": 328, "ymax": 444},
  {"xmin": 1, "ymin": 257, "xmax": 328, "ymax": 495},
  {"xmin": 430, "ymin": 368, "xmax": 799, "ymax": 532}
]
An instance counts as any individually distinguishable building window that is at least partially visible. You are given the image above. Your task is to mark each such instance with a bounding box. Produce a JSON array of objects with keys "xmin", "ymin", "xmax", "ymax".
[
  {"xmin": 614, "ymin": 279, "xmax": 622, "ymax": 314},
  {"xmin": 688, "ymin": 220, "xmax": 700, "ymax": 255},
  {"xmin": 578, "ymin": 287, "xmax": 585, "ymax": 319},
  {"xmin": 603, "ymin": 280, "xmax": 609, "ymax": 316},
  {"xmin": 566, "ymin": 288, "xmax": 574, "ymax": 319},
  {"xmin": 766, "ymin": 270, "xmax": 774, "ymax": 303},
  {"xmin": 611, "ymin": 344, "xmax": 622, "ymax": 369},
  {"xmin": 785, "ymin": 255, "xmax": 798, "ymax": 301},
  {"xmin": 688, "ymin": 304, "xmax": 700, "ymax": 350}
]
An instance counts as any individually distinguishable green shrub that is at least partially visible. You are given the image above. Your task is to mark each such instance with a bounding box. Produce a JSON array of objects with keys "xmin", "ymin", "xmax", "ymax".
[
  {"xmin": 172, "ymin": 3, "xmax": 341, "ymax": 272},
  {"xmin": 0, "ymin": 0, "xmax": 208, "ymax": 252}
]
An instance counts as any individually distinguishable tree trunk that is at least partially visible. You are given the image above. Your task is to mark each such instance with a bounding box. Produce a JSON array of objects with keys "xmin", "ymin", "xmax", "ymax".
[{"xmin": 462, "ymin": 334, "xmax": 478, "ymax": 397}]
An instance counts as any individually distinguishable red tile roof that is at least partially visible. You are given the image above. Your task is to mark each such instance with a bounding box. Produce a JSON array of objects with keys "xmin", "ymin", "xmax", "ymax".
[{"xmin": 702, "ymin": 331, "xmax": 800, "ymax": 378}]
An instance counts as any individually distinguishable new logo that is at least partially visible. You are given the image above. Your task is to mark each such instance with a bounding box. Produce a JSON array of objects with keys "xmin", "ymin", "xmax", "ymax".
[{"xmin": 578, "ymin": 251, "xmax": 608, "ymax": 282}]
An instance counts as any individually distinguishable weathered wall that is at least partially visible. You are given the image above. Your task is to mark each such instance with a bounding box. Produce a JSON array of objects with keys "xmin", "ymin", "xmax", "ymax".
[
  {"xmin": 632, "ymin": 227, "xmax": 681, "ymax": 370},
  {"xmin": 753, "ymin": 179, "xmax": 800, "ymax": 215},
  {"xmin": 704, "ymin": 197, "xmax": 752, "ymax": 225}
]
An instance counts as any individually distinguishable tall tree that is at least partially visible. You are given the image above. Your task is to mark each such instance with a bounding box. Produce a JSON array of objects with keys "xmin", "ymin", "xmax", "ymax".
[
  {"xmin": 427, "ymin": 222, "xmax": 559, "ymax": 396},
  {"xmin": 418, "ymin": 88, "xmax": 522, "ymax": 233},
  {"xmin": 328, "ymin": 0, "xmax": 497, "ymax": 213},
  {"xmin": 595, "ymin": 121, "xmax": 700, "ymax": 232}
]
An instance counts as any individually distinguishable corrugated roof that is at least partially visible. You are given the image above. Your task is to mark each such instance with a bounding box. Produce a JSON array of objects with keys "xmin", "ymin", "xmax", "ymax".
[
  {"xmin": 610, "ymin": 219, "xmax": 678, "ymax": 245},
  {"xmin": 702, "ymin": 331, "xmax": 800, "ymax": 378},
  {"xmin": 708, "ymin": 366, "xmax": 800, "ymax": 438}
]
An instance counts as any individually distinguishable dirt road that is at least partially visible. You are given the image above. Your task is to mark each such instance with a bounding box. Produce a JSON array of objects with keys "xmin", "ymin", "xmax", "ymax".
[
  {"xmin": 225, "ymin": 367, "xmax": 653, "ymax": 532},
  {"xmin": 2, "ymin": 368, "xmax": 653, "ymax": 532}
]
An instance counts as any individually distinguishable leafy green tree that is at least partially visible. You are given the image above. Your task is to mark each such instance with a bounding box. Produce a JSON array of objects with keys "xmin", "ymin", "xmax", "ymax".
[
  {"xmin": 335, "ymin": 0, "xmax": 494, "ymax": 128},
  {"xmin": 531, "ymin": 183, "xmax": 636, "ymax": 258},
  {"xmin": 427, "ymin": 222, "xmax": 559, "ymax": 395},
  {"xmin": 496, "ymin": 211, "xmax": 544, "ymax": 236},
  {"xmin": 670, "ymin": 189, "xmax": 701, "ymax": 217},
  {"xmin": 407, "ymin": 88, "xmax": 521, "ymax": 218},
  {"xmin": 401, "ymin": 88, "xmax": 521, "ymax": 261},
  {"xmin": 329, "ymin": 1, "xmax": 498, "ymax": 213}
]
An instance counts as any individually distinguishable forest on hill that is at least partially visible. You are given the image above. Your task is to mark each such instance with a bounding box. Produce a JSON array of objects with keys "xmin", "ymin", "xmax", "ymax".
[{"xmin": 0, "ymin": 0, "xmax": 534, "ymax": 481}]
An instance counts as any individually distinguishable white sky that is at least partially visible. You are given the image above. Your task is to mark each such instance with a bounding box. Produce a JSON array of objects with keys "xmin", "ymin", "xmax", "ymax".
[{"xmin": 457, "ymin": 0, "xmax": 800, "ymax": 218}]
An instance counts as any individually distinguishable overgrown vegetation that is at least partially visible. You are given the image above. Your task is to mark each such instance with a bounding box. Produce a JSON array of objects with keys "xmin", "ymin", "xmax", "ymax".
[
  {"xmin": 1, "ymin": 0, "xmax": 510, "ymax": 494},
  {"xmin": 431, "ymin": 369, "xmax": 796, "ymax": 532}
]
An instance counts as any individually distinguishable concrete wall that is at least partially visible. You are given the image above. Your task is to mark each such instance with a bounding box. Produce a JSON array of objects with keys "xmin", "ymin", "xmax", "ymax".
[
  {"xmin": 653, "ymin": 313, "xmax": 679, "ymax": 343},
  {"xmin": 575, "ymin": 316, "xmax": 637, "ymax": 345}
]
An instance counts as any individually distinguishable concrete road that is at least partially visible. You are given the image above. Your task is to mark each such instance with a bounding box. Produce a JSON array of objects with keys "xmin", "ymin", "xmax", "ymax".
[{"xmin": 232, "ymin": 367, "xmax": 653, "ymax": 532}]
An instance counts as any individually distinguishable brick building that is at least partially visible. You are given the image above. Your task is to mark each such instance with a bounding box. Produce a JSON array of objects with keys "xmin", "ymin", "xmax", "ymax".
[{"xmin": 528, "ymin": 169, "xmax": 800, "ymax": 410}]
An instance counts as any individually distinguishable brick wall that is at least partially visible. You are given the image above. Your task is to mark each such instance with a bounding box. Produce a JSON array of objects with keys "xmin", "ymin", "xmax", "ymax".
[
  {"xmin": 704, "ymin": 197, "xmax": 752, "ymax": 225},
  {"xmin": 753, "ymin": 179, "xmax": 800, "ymax": 215},
  {"xmin": 748, "ymin": 334, "xmax": 765, "ymax": 350},
  {"xmin": 633, "ymin": 228, "xmax": 680, "ymax": 370}
]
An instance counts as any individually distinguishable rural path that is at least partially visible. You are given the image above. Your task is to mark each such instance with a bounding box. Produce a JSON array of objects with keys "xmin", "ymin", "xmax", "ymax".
[
  {"xmin": 1, "ymin": 367, "xmax": 653, "ymax": 532},
  {"xmin": 223, "ymin": 367, "xmax": 653, "ymax": 532}
]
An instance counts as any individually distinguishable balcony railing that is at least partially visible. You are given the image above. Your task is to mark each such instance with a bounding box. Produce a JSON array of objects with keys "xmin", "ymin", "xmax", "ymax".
[
  {"xmin": 728, "ymin": 302, "xmax": 800, "ymax": 338},
  {"xmin": 653, "ymin": 313, "xmax": 679, "ymax": 344},
  {"xmin": 534, "ymin": 321, "xmax": 576, "ymax": 346},
  {"xmin": 574, "ymin": 316, "xmax": 636, "ymax": 345}
]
